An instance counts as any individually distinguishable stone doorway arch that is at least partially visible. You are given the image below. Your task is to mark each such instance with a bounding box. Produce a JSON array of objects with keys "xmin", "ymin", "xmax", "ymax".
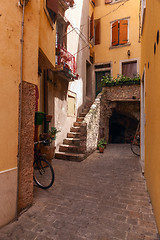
[{"xmin": 109, "ymin": 110, "xmax": 139, "ymax": 143}]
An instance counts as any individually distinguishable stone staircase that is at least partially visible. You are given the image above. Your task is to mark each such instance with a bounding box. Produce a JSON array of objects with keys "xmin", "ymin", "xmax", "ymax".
[{"xmin": 55, "ymin": 105, "xmax": 91, "ymax": 162}]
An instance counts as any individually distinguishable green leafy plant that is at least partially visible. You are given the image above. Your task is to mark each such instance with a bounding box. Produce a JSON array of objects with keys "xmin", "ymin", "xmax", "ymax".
[
  {"xmin": 97, "ymin": 138, "xmax": 107, "ymax": 148},
  {"xmin": 40, "ymin": 127, "xmax": 61, "ymax": 144},
  {"xmin": 49, "ymin": 127, "xmax": 61, "ymax": 140},
  {"xmin": 101, "ymin": 74, "xmax": 140, "ymax": 87}
]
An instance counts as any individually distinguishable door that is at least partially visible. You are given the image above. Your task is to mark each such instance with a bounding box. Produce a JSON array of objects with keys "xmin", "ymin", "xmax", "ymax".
[{"xmin": 95, "ymin": 71, "xmax": 110, "ymax": 96}]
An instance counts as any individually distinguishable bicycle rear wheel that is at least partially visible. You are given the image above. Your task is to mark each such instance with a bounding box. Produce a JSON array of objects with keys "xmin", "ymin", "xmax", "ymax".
[
  {"xmin": 33, "ymin": 157, "xmax": 55, "ymax": 189},
  {"xmin": 131, "ymin": 136, "xmax": 140, "ymax": 156}
]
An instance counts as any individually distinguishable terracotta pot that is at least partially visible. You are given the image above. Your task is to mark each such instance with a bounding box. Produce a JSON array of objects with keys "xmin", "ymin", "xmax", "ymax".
[
  {"xmin": 45, "ymin": 115, "xmax": 52, "ymax": 122},
  {"xmin": 99, "ymin": 147, "xmax": 104, "ymax": 153}
]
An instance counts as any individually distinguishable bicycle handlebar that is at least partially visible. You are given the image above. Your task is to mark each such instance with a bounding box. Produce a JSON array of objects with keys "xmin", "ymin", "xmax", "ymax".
[{"xmin": 34, "ymin": 140, "xmax": 49, "ymax": 145}]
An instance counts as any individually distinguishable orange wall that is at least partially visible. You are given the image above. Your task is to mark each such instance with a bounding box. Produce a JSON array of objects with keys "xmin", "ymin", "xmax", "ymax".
[
  {"xmin": 94, "ymin": 0, "xmax": 141, "ymax": 77},
  {"xmin": 141, "ymin": 0, "xmax": 160, "ymax": 233},
  {"xmin": 0, "ymin": 0, "xmax": 40, "ymax": 227},
  {"xmin": 0, "ymin": 0, "xmax": 39, "ymax": 171},
  {"xmin": 39, "ymin": 0, "xmax": 56, "ymax": 67}
]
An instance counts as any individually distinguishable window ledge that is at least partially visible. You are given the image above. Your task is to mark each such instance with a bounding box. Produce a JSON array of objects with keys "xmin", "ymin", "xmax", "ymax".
[{"xmin": 109, "ymin": 42, "xmax": 131, "ymax": 49}]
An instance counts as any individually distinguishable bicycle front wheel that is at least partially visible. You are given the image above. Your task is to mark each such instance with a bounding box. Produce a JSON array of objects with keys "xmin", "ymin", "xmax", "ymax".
[
  {"xmin": 131, "ymin": 137, "xmax": 140, "ymax": 156},
  {"xmin": 33, "ymin": 157, "xmax": 55, "ymax": 189}
]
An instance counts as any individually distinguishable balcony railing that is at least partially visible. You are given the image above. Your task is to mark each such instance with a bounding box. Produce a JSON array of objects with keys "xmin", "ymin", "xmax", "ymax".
[{"xmin": 56, "ymin": 45, "xmax": 77, "ymax": 75}]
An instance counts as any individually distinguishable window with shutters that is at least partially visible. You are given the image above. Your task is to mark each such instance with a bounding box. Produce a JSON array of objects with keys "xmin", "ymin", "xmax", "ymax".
[
  {"xmin": 44, "ymin": 0, "xmax": 58, "ymax": 29},
  {"xmin": 111, "ymin": 18, "xmax": 129, "ymax": 47},
  {"xmin": 95, "ymin": 19, "xmax": 101, "ymax": 45}
]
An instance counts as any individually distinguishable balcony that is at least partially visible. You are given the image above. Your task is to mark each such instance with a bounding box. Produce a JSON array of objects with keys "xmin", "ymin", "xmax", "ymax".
[{"xmin": 54, "ymin": 44, "xmax": 79, "ymax": 81}]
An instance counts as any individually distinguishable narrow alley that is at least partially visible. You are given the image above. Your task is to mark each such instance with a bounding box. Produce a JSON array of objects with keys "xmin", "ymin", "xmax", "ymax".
[{"xmin": 0, "ymin": 145, "xmax": 159, "ymax": 240}]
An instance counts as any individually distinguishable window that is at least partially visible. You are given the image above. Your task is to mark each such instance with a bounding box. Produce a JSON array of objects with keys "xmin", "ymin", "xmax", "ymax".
[
  {"xmin": 111, "ymin": 19, "xmax": 129, "ymax": 47},
  {"xmin": 67, "ymin": 91, "xmax": 76, "ymax": 117},
  {"xmin": 44, "ymin": 0, "xmax": 58, "ymax": 28},
  {"xmin": 56, "ymin": 16, "xmax": 68, "ymax": 48},
  {"xmin": 105, "ymin": 0, "xmax": 124, "ymax": 4},
  {"xmin": 95, "ymin": 19, "xmax": 101, "ymax": 45},
  {"xmin": 122, "ymin": 61, "xmax": 137, "ymax": 78},
  {"xmin": 105, "ymin": 0, "xmax": 112, "ymax": 4},
  {"xmin": 90, "ymin": 12, "xmax": 94, "ymax": 40}
]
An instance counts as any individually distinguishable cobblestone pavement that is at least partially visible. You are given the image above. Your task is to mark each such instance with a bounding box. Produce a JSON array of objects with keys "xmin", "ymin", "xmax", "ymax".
[{"xmin": 0, "ymin": 144, "xmax": 159, "ymax": 240}]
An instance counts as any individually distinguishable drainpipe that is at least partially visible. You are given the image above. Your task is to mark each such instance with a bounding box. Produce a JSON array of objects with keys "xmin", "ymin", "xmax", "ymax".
[{"xmin": 16, "ymin": 0, "xmax": 26, "ymax": 219}]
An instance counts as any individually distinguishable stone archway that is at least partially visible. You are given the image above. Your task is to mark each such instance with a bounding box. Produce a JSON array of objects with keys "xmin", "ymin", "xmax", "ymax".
[
  {"xmin": 79, "ymin": 84, "xmax": 140, "ymax": 155},
  {"xmin": 109, "ymin": 110, "xmax": 139, "ymax": 143},
  {"xmin": 99, "ymin": 85, "xmax": 140, "ymax": 144}
]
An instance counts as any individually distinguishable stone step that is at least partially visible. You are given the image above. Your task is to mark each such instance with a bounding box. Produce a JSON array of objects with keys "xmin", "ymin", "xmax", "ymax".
[
  {"xmin": 59, "ymin": 144, "xmax": 82, "ymax": 153},
  {"xmin": 70, "ymin": 126, "xmax": 80, "ymax": 132},
  {"xmin": 63, "ymin": 138, "xmax": 80, "ymax": 146},
  {"xmin": 73, "ymin": 122, "xmax": 82, "ymax": 127},
  {"xmin": 82, "ymin": 109, "xmax": 89, "ymax": 115},
  {"xmin": 55, "ymin": 152, "xmax": 85, "ymax": 162},
  {"xmin": 79, "ymin": 113, "xmax": 86, "ymax": 118},
  {"xmin": 76, "ymin": 117, "xmax": 84, "ymax": 122},
  {"xmin": 67, "ymin": 132, "xmax": 81, "ymax": 138}
]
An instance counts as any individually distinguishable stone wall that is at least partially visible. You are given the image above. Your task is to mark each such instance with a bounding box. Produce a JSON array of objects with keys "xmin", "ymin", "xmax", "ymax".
[
  {"xmin": 81, "ymin": 84, "xmax": 140, "ymax": 155},
  {"xmin": 80, "ymin": 93, "xmax": 102, "ymax": 155},
  {"xmin": 103, "ymin": 85, "xmax": 140, "ymax": 101},
  {"xmin": 18, "ymin": 81, "xmax": 36, "ymax": 212}
]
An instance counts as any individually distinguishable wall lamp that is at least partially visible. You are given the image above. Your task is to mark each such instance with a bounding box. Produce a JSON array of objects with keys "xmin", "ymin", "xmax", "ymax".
[{"xmin": 127, "ymin": 50, "xmax": 131, "ymax": 57}]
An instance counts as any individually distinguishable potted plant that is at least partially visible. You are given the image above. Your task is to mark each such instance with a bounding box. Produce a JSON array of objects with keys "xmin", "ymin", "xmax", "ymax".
[
  {"xmin": 40, "ymin": 127, "xmax": 60, "ymax": 144},
  {"xmin": 97, "ymin": 139, "xmax": 107, "ymax": 153},
  {"xmin": 45, "ymin": 114, "xmax": 52, "ymax": 122}
]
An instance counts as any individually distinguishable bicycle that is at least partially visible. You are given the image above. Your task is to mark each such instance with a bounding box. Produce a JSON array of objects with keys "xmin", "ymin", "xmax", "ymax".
[
  {"xmin": 33, "ymin": 140, "xmax": 55, "ymax": 189},
  {"xmin": 131, "ymin": 122, "xmax": 140, "ymax": 156}
]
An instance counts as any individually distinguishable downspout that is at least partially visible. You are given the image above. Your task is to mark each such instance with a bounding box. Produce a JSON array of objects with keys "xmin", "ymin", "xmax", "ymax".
[{"xmin": 16, "ymin": 0, "xmax": 26, "ymax": 218}]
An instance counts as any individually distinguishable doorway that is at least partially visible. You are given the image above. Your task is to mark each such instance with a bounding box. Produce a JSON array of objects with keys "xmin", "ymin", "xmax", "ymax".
[
  {"xmin": 95, "ymin": 71, "xmax": 110, "ymax": 96},
  {"xmin": 95, "ymin": 63, "xmax": 111, "ymax": 96},
  {"xmin": 109, "ymin": 111, "xmax": 138, "ymax": 143}
]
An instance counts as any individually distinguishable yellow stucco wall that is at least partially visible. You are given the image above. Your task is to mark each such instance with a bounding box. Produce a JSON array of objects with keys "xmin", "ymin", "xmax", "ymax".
[
  {"xmin": 0, "ymin": 0, "xmax": 56, "ymax": 172},
  {"xmin": 0, "ymin": 0, "xmax": 40, "ymax": 172},
  {"xmin": 141, "ymin": 0, "xmax": 160, "ymax": 233},
  {"xmin": 39, "ymin": 0, "xmax": 56, "ymax": 68},
  {"xmin": 94, "ymin": 0, "xmax": 141, "ymax": 77},
  {"xmin": 0, "ymin": 0, "xmax": 42, "ymax": 227},
  {"xmin": 0, "ymin": 0, "xmax": 20, "ymax": 170}
]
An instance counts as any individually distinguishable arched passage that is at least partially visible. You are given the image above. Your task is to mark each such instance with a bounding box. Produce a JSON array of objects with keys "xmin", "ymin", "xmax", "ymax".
[{"xmin": 109, "ymin": 110, "xmax": 138, "ymax": 143}]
